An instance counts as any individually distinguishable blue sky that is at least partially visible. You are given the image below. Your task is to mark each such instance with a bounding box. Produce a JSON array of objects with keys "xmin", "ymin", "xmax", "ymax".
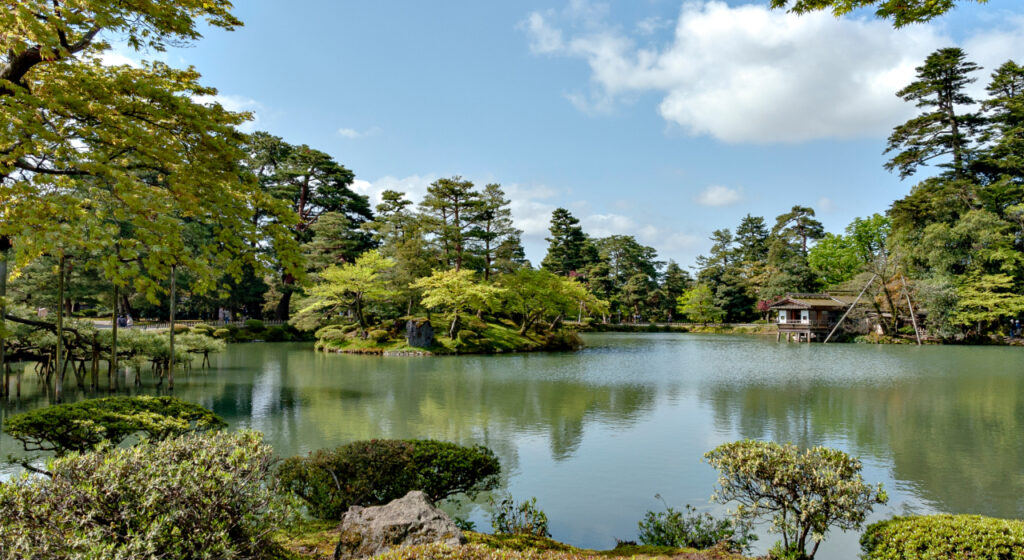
[{"xmin": 125, "ymin": 0, "xmax": 1024, "ymax": 269}]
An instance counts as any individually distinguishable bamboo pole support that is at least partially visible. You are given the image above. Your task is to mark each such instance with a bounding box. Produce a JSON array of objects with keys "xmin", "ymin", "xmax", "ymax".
[{"xmin": 824, "ymin": 274, "xmax": 876, "ymax": 344}]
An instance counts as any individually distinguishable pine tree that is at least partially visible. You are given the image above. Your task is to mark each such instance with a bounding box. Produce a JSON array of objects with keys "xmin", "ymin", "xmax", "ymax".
[
  {"xmin": 471, "ymin": 184, "xmax": 523, "ymax": 280},
  {"xmin": 419, "ymin": 176, "xmax": 480, "ymax": 271},
  {"xmin": 541, "ymin": 208, "xmax": 590, "ymax": 275},
  {"xmin": 885, "ymin": 48, "xmax": 982, "ymax": 180}
]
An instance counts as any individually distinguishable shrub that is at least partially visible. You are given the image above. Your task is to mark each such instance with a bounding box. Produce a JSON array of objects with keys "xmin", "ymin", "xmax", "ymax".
[
  {"xmin": 277, "ymin": 439, "xmax": 501, "ymax": 520},
  {"xmin": 490, "ymin": 496, "xmax": 550, "ymax": 537},
  {"xmin": 314, "ymin": 324, "xmax": 345, "ymax": 339},
  {"xmin": 860, "ymin": 515, "xmax": 1024, "ymax": 559},
  {"xmin": 704, "ymin": 440, "xmax": 887, "ymax": 560},
  {"xmin": 171, "ymin": 323, "xmax": 191, "ymax": 334},
  {"xmin": 191, "ymin": 323, "xmax": 214, "ymax": 336},
  {"xmin": 341, "ymin": 324, "xmax": 359, "ymax": 334},
  {"xmin": 3, "ymin": 396, "xmax": 226, "ymax": 456},
  {"xmin": 212, "ymin": 328, "xmax": 231, "ymax": 339},
  {"xmin": 234, "ymin": 330, "xmax": 255, "ymax": 343},
  {"xmin": 637, "ymin": 500, "xmax": 755, "ymax": 552},
  {"xmin": 244, "ymin": 318, "xmax": 265, "ymax": 331},
  {"xmin": 0, "ymin": 430, "xmax": 295, "ymax": 560},
  {"xmin": 369, "ymin": 329, "xmax": 391, "ymax": 343},
  {"xmin": 265, "ymin": 326, "xmax": 292, "ymax": 342},
  {"xmin": 457, "ymin": 329, "xmax": 479, "ymax": 342},
  {"xmin": 318, "ymin": 329, "xmax": 350, "ymax": 344}
]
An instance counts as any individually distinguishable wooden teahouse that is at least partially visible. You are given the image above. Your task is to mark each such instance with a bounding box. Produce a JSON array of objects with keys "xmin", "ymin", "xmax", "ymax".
[{"xmin": 770, "ymin": 293, "xmax": 859, "ymax": 343}]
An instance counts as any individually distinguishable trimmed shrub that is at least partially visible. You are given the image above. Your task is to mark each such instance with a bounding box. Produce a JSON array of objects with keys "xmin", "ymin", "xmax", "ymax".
[
  {"xmin": 0, "ymin": 430, "xmax": 295, "ymax": 560},
  {"xmin": 341, "ymin": 324, "xmax": 359, "ymax": 334},
  {"xmin": 265, "ymin": 326, "xmax": 292, "ymax": 342},
  {"xmin": 861, "ymin": 515, "xmax": 1024, "ymax": 559},
  {"xmin": 212, "ymin": 328, "xmax": 231, "ymax": 339},
  {"xmin": 637, "ymin": 502, "xmax": 755, "ymax": 552},
  {"xmin": 277, "ymin": 439, "xmax": 501, "ymax": 520},
  {"xmin": 171, "ymin": 324, "xmax": 191, "ymax": 334},
  {"xmin": 244, "ymin": 319, "xmax": 265, "ymax": 331},
  {"xmin": 314, "ymin": 324, "xmax": 345, "ymax": 339},
  {"xmin": 490, "ymin": 496, "xmax": 550, "ymax": 537},
  {"xmin": 3, "ymin": 396, "xmax": 226, "ymax": 456},
  {"xmin": 457, "ymin": 329, "xmax": 479, "ymax": 342},
  {"xmin": 369, "ymin": 329, "xmax": 391, "ymax": 343},
  {"xmin": 318, "ymin": 329, "xmax": 350, "ymax": 344},
  {"xmin": 191, "ymin": 323, "xmax": 214, "ymax": 336},
  {"xmin": 233, "ymin": 330, "xmax": 255, "ymax": 343}
]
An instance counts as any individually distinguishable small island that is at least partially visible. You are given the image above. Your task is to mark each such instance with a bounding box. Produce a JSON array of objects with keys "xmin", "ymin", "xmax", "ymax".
[{"xmin": 300, "ymin": 250, "xmax": 604, "ymax": 355}]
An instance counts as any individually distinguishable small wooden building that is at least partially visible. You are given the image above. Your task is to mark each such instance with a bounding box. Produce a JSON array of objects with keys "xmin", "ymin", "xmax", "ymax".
[{"xmin": 770, "ymin": 293, "xmax": 858, "ymax": 343}]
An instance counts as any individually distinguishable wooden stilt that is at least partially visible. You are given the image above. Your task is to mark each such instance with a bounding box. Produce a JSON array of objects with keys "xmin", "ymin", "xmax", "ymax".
[
  {"xmin": 824, "ymin": 274, "xmax": 877, "ymax": 344},
  {"xmin": 902, "ymin": 276, "xmax": 922, "ymax": 345}
]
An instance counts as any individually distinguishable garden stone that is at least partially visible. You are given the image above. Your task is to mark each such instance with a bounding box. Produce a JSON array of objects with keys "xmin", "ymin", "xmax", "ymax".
[
  {"xmin": 405, "ymin": 319, "xmax": 435, "ymax": 348},
  {"xmin": 334, "ymin": 490, "xmax": 464, "ymax": 560}
]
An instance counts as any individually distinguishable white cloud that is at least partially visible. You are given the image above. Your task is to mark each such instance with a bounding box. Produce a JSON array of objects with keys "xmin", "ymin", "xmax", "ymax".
[
  {"xmin": 98, "ymin": 50, "xmax": 141, "ymax": 68},
  {"xmin": 523, "ymin": 1, "xmax": 1024, "ymax": 143},
  {"xmin": 193, "ymin": 94, "xmax": 263, "ymax": 133},
  {"xmin": 635, "ymin": 16, "xmax": 671, "ymax": 35},
  {"xmin": 694, "ymin": 184, "xmax": 742, "ymax": 207},
  {"xmin": 338, "ymin": 126, "xmax": 382, "ymax": 139},
  {"xmin": 817, "ymin": 196, "xmax": 837, "ymax": 213},
  {"xmin": 523, "ymin": 11, "xmax": 564, "ymax": 54},
  {"xmin": 350, "ymin": 174, "xmax": 437, "ymax": 208}
]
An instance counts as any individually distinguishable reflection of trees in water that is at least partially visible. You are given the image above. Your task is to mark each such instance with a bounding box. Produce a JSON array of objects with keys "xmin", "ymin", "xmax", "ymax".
[
  {"xmin": 2, "ymin": 344, "xmax": 660, "ymax": 485},
  {"xmin": 702, "ymin": 373, "xmax": 1024, "ymax": 518}
]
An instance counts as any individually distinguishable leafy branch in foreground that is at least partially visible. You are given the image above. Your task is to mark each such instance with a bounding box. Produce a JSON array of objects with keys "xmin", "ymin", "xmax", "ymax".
[{"xmin": 3, "ymin": 396, "xmax": 226, "ymax": 456}]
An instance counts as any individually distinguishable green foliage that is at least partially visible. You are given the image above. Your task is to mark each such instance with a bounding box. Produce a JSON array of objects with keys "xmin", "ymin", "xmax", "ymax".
[
  {"xmin": 213, "ymin": 328, "xmax": 231, "ymax": 339},
  {"xmin": 490, "ymin": 496, "xmax": 551, "ymax": 538},
  {"xmin": 369, "ymin": 329, "xmax": 391, "ymax": 342},
  {"xmin": 412, "ymin": 269, "xmax": 505, "ymax": 338},
  {"xmin": 3, "ymin": 396, "xmax": 226, "ymax": 456},
  {"xmin": 0, "ymin": 430, "xmax": 295, "ymax": 560},
  {"xmin": 0, "ymin": 0, "xmax": 302, "ymax": 302},
  {"xmin": 637, "ymin": 501, "xmax": 755, "ymax": 552},
  {"xmin": 704, "ymin": 440, "xmax": 887, "ymax": 560},
  {"xmin": 677, "ymin": 285, "xmax": 725, "ymax": 325},
  {"xmin": 265, "ymin": 325, "xmax": 293, "ymax": 342},
  {"xmin": 769, "ymin": 0, "xmax": 984, "ymax": 28},
  {"xmin": 861, "ymin": 515, "xmax": 1024, "ymax": 559},
  {"xmin": 304, "ymin": 250, "xmax": 397, "ymax": 330},
  {"xmin": 277, "ymin": 439, "xmax": 501, "ymax": 520},
  {"xmin": 245, "ymin": 319, "xmax": 266, "ymax": 331}
]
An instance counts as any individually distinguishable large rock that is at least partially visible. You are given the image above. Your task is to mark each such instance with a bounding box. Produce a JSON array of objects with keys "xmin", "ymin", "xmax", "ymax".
[
  {"xmin": 405, "ymin": 319, "xmax": 435, "ymax": 348},
  {"xmin": 334, "ymin": 491, "xmax": 464, "ymax": 560}
]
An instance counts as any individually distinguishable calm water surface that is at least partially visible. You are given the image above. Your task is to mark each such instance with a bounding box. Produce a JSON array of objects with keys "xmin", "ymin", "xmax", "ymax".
[{"xmin": 2, "ymin": 333, "xmax": 1023, "ymax": 559}]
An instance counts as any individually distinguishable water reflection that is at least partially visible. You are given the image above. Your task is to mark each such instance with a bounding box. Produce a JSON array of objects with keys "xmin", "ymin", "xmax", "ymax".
[{"xmin": 2, "ymin": 335, "xmax": 1023, "ymax": 557}]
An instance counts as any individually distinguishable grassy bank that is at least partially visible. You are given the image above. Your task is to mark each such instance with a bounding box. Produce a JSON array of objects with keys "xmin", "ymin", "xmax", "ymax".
[{"xmin": 578, "ymin": 322, "xmax": 777, "ymax": 336}]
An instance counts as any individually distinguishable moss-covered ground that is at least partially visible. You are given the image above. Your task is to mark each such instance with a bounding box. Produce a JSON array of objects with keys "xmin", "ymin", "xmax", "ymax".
[{"xmin": 275, "ymin": 523, "xmax": 752, "ymax": 560}]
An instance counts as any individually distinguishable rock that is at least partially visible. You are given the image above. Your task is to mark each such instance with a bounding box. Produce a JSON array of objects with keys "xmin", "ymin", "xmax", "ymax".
[
  {"xmin": 405, "ymin": 319, "xmax": 435, "ymax": 348},
  {"xmin": 334, "ymin": 491, "xmax": 465, "ymax": 560}
]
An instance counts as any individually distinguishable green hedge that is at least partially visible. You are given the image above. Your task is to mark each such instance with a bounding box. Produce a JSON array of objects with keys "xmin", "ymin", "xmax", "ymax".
[
  {"xmin": 861, "ymin": 515, "xmax": 1024, "ymax": 559},
  {"xmin": 277, "ymin": 439, "xmax": 501, "ymax": 520}
]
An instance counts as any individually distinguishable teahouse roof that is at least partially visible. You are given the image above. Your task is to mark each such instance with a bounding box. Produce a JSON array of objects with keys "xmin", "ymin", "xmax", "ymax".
[{"xmin": 769, "ymin": 293, "xmax": 853, "ymax": 310}]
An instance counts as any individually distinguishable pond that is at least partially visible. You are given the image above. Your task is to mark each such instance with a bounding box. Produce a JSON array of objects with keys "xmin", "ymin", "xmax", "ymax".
[{"xmin": 2, "ymin": 332, "xmax": 1023, "ymax": 558}]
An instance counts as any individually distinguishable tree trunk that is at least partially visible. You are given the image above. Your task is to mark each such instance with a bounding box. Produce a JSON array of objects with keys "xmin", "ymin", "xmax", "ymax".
[
  {"xmin": 275, "ymin": 273, "xmax": 294, "ymax": 320},
  {"xmin": 168, "ymin": 264, "xmax": 176, "ymax": 390},
  {"xmin": 56, "ymin": 253, "xmax": 65, "ymax": 402},
  {"xmin": 449, "ymin": 313, "xmax": 459, "ymax": 339},
  {"xmin": 0, "ymin": 238, "xmax": 8, "ymax": 397},
  {"xmin": 110, "ymin": 283, "xmax": 118, "ymax": 391}
]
